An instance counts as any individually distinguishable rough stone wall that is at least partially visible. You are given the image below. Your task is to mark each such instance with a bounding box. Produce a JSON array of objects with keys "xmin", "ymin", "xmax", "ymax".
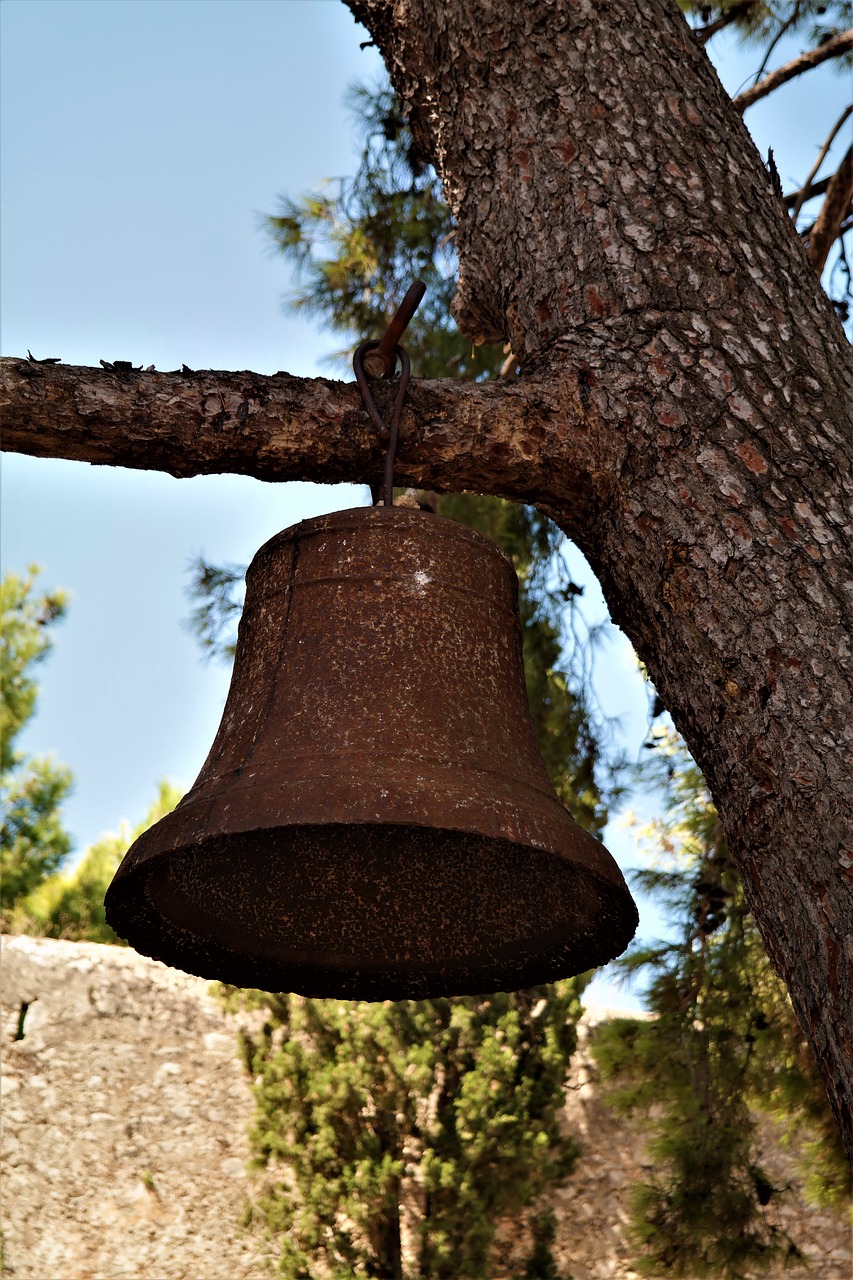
[
  {"xmin": 1, "ymin": 935, "xmax": 269, "ymax": 1280},
  {"xmin": 1, "ymin": 936, "xmax": 850, "ymax": 1280}
]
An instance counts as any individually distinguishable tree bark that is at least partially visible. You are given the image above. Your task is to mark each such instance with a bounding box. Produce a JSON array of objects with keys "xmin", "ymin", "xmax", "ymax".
[
  {"xmin": 4, "ymin": 0, "xmax": 853, "ymax": 1158},
  {"xmin": 0, "ymin": 359, "xmax": 591, "ymax": 508}
]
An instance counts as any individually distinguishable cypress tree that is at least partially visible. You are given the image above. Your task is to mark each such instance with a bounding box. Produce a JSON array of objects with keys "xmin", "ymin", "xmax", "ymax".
[{"xmin": 222, "ymin": 982, "xmax": 586, "ymax": 1278}]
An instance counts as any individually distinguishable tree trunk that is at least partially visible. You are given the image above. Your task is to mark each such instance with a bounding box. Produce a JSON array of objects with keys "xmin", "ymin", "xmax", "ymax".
[
  {"xmin": 343, "ymin": 0, "xmax": 853, "ymax": 1161},
  {"xmin": 3, "ymin": 0, "xmax": 852, "ymax": 1158}
]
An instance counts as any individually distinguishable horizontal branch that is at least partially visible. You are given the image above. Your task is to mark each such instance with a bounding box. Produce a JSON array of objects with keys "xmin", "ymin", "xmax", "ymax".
[
  {"xmin": 732, "ymin": 29, "xmax": 853, "ymax": 112},
  {"xmin": 0, "ymin": 357, "xmax": 596, "ymax": 513},
  {"xmin": 784, "ymin": 174, "xmax": 831, "ymax": 210}
]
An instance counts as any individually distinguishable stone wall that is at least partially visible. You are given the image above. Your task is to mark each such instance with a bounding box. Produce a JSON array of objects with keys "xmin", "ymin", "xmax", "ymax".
[
  {"xmin": 1, "ymin": 935, "xmax": 268, "ymax": 1280},
  {"xmin": 1, "ymin": 936, "xmax": 850, "ymax": 1280}
]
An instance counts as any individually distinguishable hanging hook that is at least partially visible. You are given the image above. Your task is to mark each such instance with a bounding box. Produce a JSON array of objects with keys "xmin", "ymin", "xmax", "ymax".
[
  {"xmin": 363, "ymin": 281, "xmax": 426, "ymax": 380},
  {"xmin": 353, "ymin": 282, "xmax": 424, "ymax": 509},
  {"xmin": 353, "ymin": 344, "xmax": 411, "ymax": 509}
]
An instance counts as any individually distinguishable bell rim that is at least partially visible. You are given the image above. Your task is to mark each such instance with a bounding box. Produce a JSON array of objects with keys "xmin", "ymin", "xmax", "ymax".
[
  {"xmin": 104, "ymin": 821, "xmax": 639, "ymax": 1001},
  {"xmin": 106, "ymin": 768, "xmax": 628, "ymax": 891}
]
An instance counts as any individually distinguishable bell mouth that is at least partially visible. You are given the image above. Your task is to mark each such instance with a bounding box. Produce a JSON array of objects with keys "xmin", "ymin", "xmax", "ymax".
[{"xmin": 105, "ymin": 822, "xmax": 638, "ymax": 1000}]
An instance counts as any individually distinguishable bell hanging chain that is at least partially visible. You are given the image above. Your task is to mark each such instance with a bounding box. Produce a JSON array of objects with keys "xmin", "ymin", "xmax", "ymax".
[{"xmin": 353, "ymin": 280, "xmax": 425, "ymax": 509}]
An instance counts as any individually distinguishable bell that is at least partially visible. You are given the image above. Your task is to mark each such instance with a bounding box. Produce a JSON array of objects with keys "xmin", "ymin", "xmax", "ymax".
[{"xmin": 105, "ymin": 506, "xmax": 638, "ymax": 999}]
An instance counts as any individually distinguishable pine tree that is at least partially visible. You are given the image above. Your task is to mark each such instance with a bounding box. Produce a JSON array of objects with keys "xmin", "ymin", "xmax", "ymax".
[
  {"xmin": 590, "ymin": 731, "xmax": 852, "ymax": 1277},
  {"xmin": 677, "ymin": 0, "xmax": 853, "ymax": 318},
  {"xmin": 1, "ymin": 567, "xmax": 73, "ymax": 914},
  {"xmin": 196, "ymin": 27, "xmax": 851, "ymax": 1268}
]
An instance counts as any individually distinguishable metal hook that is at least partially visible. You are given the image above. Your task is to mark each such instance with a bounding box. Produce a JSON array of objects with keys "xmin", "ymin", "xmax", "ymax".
[
  {"xmin": 353, "ymin": 281, "xmax": 424, "ymax": 508},
  {"xmin": 353, "ymin": 342, "xmax": 411, "ymax": 509},
  {"xmin": 362, "ymin": 281, "xmax": 426, "ymax": 380}
]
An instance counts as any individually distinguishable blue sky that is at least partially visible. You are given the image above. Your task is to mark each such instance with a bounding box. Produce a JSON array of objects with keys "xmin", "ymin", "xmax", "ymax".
[{"xmin": 2, "ymin": 0, "xmax": 848, "ymax": 1008}]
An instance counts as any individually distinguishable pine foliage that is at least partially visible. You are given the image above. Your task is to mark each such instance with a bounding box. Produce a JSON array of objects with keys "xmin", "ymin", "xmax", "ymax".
[
  {"xmin": 590, "ymin": 732, "xmax": 852, "ymax": 1277},
  {"xmin": 267, "ymin": 82, "xmax": 504, "ymax": 380}
]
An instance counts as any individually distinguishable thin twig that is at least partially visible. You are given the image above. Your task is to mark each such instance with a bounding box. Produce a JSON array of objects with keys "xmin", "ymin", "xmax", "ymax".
[
  {"xmin": 749, "ymin": 2, "xmax": 801, "ymax": 88},
  {"xmin": 733, "ymin": 29, "xmax": 853, "ymax": 113},
  {"xmin": 784, "ymin": 175, "xmax": 831, "ymax": 211},
  {"xmin": 695, "ymin": 0, "xmax": 758, "ymax": 45},
  {"xmin": 791, "ymin": 104, "xmax": 853, "ymax": 222}
]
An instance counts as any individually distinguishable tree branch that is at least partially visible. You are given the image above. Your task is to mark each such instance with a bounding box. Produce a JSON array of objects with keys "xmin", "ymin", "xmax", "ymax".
[
  {"xmin": 732, "ymin": 29, "xmax": 853, "ymax": 112},
  {"xmin": 807, "ymin": 142, "xmax": 853, "ymax": 275},
  {"xmin": 790, "ymin": 104, "xmax": 853, "ymax": 222},
  {"xmin": 747, "ymin": 2, "xmax": 801, "ymax": 88},
  {"xmin": 695, "ymin": 1, "xmax": 758, "ymax": 45},
  {"xmin": 785, "ymin": 175, "xmax": 831, "ymax": 211},
  {"xmin": 0, "ymin": 357, "xmax": 595, "ymax": 511}
]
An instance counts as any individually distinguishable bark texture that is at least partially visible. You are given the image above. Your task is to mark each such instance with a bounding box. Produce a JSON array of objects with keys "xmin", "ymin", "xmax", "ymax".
[
  {"xmin": 0, "ymin": 359, "xmax": 592, "ymax": 508},
  {"xmin": 4, "ymin": 0, "xmax": 853, "ymax": 1156}
]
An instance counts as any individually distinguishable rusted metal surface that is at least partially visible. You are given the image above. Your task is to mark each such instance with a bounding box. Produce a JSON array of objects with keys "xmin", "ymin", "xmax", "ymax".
[
  {"xmin": 105, "ymin": 506, "xmax": 638, "ymax": 1000},
  {"xmin": 353, "ymin": 343, "xmax": 412, "ymax": 508},
  {"xmin": 361, "ymin": 280, "xmax": 426, "ymax": 380},
  {"xmin": 353, "ymin": 280, "xmax": 424, "ymax": 507}
]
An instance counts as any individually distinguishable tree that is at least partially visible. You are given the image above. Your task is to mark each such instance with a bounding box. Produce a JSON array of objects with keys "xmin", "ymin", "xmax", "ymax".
[
  {"xmin": 9, "ymin": 780, "xmax": 182, "ymax": 943},
  {"xmin": 591, "ymin": 731, "xmax": 851, "ymax": 1276},
  {"xmin": 677, "ymin": 3, "xmax": 853, "ymax": 307},
  {"xmin": 223, "ymin": 980, "xmax": 586, "ymax": 1278},
  {"xmin": 2, "ymin": 0, "xmax": 852, "ymax": 1159},
  {"xmin": 0, "ymin": 567, "xmax": 73, "ymax": 915},
  {"xmin": 679, "ymin": 0, "xmax": 853, "ymax": 309},
  {"xmin": 252, "ymin": 65, "xmax": 848, "ymax": 1272},
  {"xmin": 272, "ymin": 6, "xmax": 852, "ymax": 335}
]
